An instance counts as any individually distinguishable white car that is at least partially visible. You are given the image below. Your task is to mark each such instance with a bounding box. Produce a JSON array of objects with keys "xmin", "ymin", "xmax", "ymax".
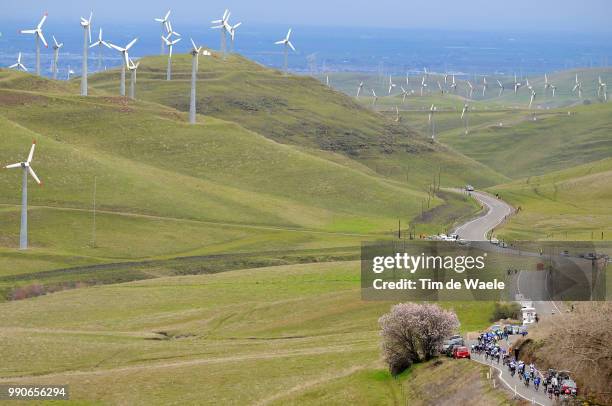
[
  {"xmin": 490, "ymin": 238, "xmax": 500, "ymax": 245},
  {"xmin": 465, "ymin": 185, "xmax": 475, "ymax": 192}
]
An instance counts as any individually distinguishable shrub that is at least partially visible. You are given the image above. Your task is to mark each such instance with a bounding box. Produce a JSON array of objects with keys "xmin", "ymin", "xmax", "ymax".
[
  {"xmin": 491, "ymin": 302, "xmax": 521, "ymax": 321},
  {"xmin": 379, "ymin": 303, "xmax": 459, "ymax": 375}
]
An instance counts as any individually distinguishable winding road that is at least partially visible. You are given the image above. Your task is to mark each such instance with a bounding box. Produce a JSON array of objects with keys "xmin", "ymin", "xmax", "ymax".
[{"xmin": 452, "ymin": 189, "xmax": 553, "ymax": 405}]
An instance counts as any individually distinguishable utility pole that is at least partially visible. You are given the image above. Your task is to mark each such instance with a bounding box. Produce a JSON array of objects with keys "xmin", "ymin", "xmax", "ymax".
[{"xmin": 91, "ymin": 176, "xmax": 97, "ymax": 248}]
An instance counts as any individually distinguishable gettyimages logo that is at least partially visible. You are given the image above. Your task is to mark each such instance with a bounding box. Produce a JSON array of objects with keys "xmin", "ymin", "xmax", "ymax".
[{"xmin": 361, "ymin": 241, "xmax": 608, "ymax": 302}]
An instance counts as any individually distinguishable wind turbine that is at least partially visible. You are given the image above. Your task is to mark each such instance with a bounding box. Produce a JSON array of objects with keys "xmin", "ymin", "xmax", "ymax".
[
  {"xmin": 127, "ymin": 58, "xmax": 140, "ymax": 100},
  {"xmin": 19, "ymin": 12, "xmax": 48, "ymax": 76},
  {"xmin": 162, "ymin": 34, "xmax": 181, "ymax": 80},
  {"xmin": 513, "ymin": 74, "xmax": 522, "ymax": 94},
  {"xmin": 544, "ymin": 74, "xmax": 551, "ymax": 93},
  {"xmin": 400, "ymin": 86, "xmax": 410, "ymax": 103},
  {"xmin": 597, "ymin": 76, "xmax": 607, "ymax": 101},
  {"xmin": 90, "ymin": 29, "xmax": 110, "ymax": 72},
  {"xmin": 67, "ymin": 66, "xmax": 75, "ymax": 80},
  {"xmin": 572, "ymin": 73, "xmax": 583, "ymax": 98},
  {"xmin": 80, "ymin": 11, "xmax": 93, "ymax": 96},
  {"xmin": 229, "ymin": 22, "xmax": 242, "ymax": 53},
  {"xmin": 529, "ymin": 89, "xmax": 536, "ymax": 108},
  {"xmin": 437, "ymin": 81, "xmax": 445, "ymax": 94},
  {"xmin": 428, "ymin": 104, "xmax": 437, "ymax": 141},
  {"xmin": 496, "ymin": 79, "xmax": 504, "ymax": 96},
  {"xmin": 461, "ymin": 103, "xmax": 469, "ymax": 135},
  {"xmin": 388, "ymin": 75, "xmax": 396, "ymax": 94},
  {"xmin": 275, "ymin": 28, "xmax": 296, "ymax": 74},
  {"xmin": 9, "ymin": 53, "xmax": 28, "ymax": 71},
  {"xmin": 357, "ymin": 81, "xmax": 364, "ymax": 98},
  {"xmin": 154, "ymin": 10, "xmax": 171, "ymax": 54},
  {"xmin": 51, "ymin": 36, "xmax": 63, "ymax": 79},
  {"xmin": 466, "ymin": 81, "xmax": 474, "ymax": 98},
  {"xmin": 165, "ymin": 20, "xmax": 181, "ymax": 39},
  {"xmin": 4, "ymin": 141, "xmax": 42, "ymax": 250},
  {"xmin": 371, "ymin": 89, "xmax": 378, "ymax": 107},
  {"xmin": 450, "ymin": 75, "xmax": 457, "ymax": 92},
  {"xmin": 108, "ymin": 38, "xmax": 138, "ymax": 96},
  {"xmin": 420, "ymin": 76, "xmax": 428, "ymax": 96},
  {"xmin": 394, "ymin": 106, "xmax": 400, "ymax": 122},
  {"xmin": 482, "ymin": 76, "xmax": 488, "ymax": 97},
  {"xmin": 189, "ymin": 38, "xmax": 203, "ymax": 124},
  {"xmin": 211, "ymin": 9, "xmax": 231, "ymax": 58}
]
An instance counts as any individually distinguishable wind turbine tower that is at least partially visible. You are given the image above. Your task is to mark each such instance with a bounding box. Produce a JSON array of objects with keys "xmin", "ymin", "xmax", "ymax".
[
  {"xmin": 275, "ymin": 29, "xmax": 296, "ymax": 74},
  {"xmin": 80, "ymin": 12, "xmax": 93, "ymax": 96},
  {"xmin": 5, "ymin": 141, "xmax": 42, "ymax": 250},
  {"xmin": 19, "ymin": 12, "xmax": 48, "ymax": 76}
]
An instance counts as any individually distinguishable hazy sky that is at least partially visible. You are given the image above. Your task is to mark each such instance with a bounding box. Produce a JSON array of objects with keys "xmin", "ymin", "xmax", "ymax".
[{"xmin": 3, "ymin": 0, "xmax": 612, "ymax": 32}]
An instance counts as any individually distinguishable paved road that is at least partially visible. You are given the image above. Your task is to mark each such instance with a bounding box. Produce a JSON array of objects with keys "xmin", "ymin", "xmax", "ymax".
[
  {"xmin": 453, "ymin": 190, "xmax": 514, "ymax": 241},
  {"xmin": 452, "ymin": 190, "xmax": 554, "ymax": 405},
  {"xmin": 469, "ymin": 341, "xmax": 552, "ymax": 406}
]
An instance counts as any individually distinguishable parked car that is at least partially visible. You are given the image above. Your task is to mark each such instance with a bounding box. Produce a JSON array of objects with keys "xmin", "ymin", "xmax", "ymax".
[
  {"xmin": 446, "ymin": 344, "xmax": 462, "ymax": 357},
  {"xmin": 442, "ymin": 337, "xmax": 464, "ymax": 353},
  {"xmin": 561, "ymin": 378, "xmax": 578, "ymax": 396},
  {"xmin": 465, "ymin": 185, "xmax": 475, "ymax": 192},
  {"xmin": 452, "ymin": 346, "xmax": 471, "ymax": 359}
]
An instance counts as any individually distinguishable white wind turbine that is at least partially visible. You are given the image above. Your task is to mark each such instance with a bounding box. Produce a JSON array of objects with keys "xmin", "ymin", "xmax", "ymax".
[
  {"xmin": 108, "ymin": 38, "xmax": 138, "ymax": 96},
  {"xmin": 357, "ymin": 81, "xmax": 364, "ymax": 98},
  {"xmin": 9, "ymin": 53, "xmax": 28, "ymax": 72},
  {"xmin": 128, "ymin": 58, "xmax": 140, "ymax": 100},
  {"xmin": 67, "ymin": 66, "xmax": 75, "ymax": 80},
  {"xmin": 529, "ymin": 89, "xmax": 536, "ymax": 108},
  {"xmin": 400, "ymin": 86, "xmax": 411, "ymax": 103},
  {"xmin": 572, "ymin": 73, "xmax": 583, "ymax": 98},
  {"xmin": 466, "ymin": 81, "xmax": 474, "ymax": 98},
  {"xmin": 428, "ymin": 104, "xmax": 437, "ymax": 141},
  {"xmin": 597, "ymin": 76, "xmax": 607, "ymax": 101},
  {"xmin": 90, "ymin": 29, "xmax": 110, "ymax": 72},
  {"xmin": 229, "ymin": 22, "xmax": 242, "ymax": 53},
  {"xmin": 154, "ymin": 10, "xmax": 171, "ymax": 54},
  {"xmin": 162, "ymin": 34, "xmax": 181, "ymax": 80},
  {"xmin": 482, "ymin": 76, "xmax": 488, "ymax": 97},
  {"xmin": 189, "ymin": 38, "xmax": 205, "ymax": 124},
  {"xmin": 165, "ymin": 20, "xmax": 181, "ymax": 39},
  {"xmin": 461, "ymin": 103, "xmax": 469, "ymax": 135},
  {"xmin": 211, "ymin": 9, "xmax": 231, "ymax": 58},
  {"xmin": 420, "ymin": 76, "xmax": 428, "ymax": 96},
  {"xmin": 388, "ymin": 75, "xmax": 396, "ymax": 94},
  {"xmin": 437, "ymin": 81, "xmax": 445, "ymax": 94},
  {"xmin": 51, "ymin": 36, "xmax": 63, "ymax": 79},
  {"xmin": 394, "ymin": 106, "xmax": 400, "ymax": 122},
  {"xmin": 496, "ymin": 79, "xmax": 504, "ymax": 96},
  {"xmin": 513, "ymin": 74, "xmax": 522, "ymax": 94},
  {"xmin": 544, "ymin": 73, "xmax": 551, "ymax": 94},
  {"xmin": 275, "ymin": 28, "xmax": 296, "ymax": 74},
  {"xmin": 450, "ymin": 75, "xmax": 457, "ymax": 92},
  {"xmin": 20, "ymin": 12, "xmax": 48, "ymax": 76},
  {"xmin": 80, "ymin": 11, "xmax": 93, "ymax": 96},
  {"xmin": 371, "ymin": 89, "xmax": 378, "ymax": 107},
  {"xmin": 5, "ymin": 141, "xmax": 42, "ymax": 250}
]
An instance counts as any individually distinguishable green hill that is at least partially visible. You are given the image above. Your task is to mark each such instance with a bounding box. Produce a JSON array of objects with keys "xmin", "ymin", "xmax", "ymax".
[
  {"xmin": 437, "ymin": 102, "xmax": 612, "ymax": 179},
  {"xmin": 88, "ymin": 54, "xmax": 507, "ymax": 189},
  {"xmin": 488, "ymin": 158, "xmax": 612, "ymax": 240}
]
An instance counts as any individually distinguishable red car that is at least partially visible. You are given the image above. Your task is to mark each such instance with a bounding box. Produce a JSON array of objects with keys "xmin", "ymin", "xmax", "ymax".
[{"xmin": 453, "ymin": 346, "xmax": 471, "ymax": 359}]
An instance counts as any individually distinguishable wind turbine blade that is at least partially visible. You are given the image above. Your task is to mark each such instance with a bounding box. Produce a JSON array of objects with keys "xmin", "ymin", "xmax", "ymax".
[
  {"xmin": 28, "ymin": 167, "xmax": 41, "ymax": 184},
  {"xmin": 274, "ymin": 40, "xmax": 284, "ymax": 45},
  {"xmin": 5, "ymin": 163, "xmax": 22, "ymax": 169},
  {"xmin": 38, "ymin": 13, "xmax": 48, "ymax": 29},
  {"xmin": 288, "ymin": 41, "xmax": 296, "ymax": 52},
  {"xmin": 108, "ymin": 43, "xmax": 123, "ymax": 52},
  {"xmin": 287, "ymin": 28, "xmax": 292, "ymax": 40},
  {"xmin": 125, "ymin": 38, "xmax": 138, "ymax": 50},
  {"xmin": 20, "ymin": 29, "xmax": 37, "ymax": 34},
  {"xmin": 191, "ymin": 38, "xmax": 197, "ymax": 50},
  {"xmin": 165, "ymin": 10, "xmax": 171, "ymax": 20},
  {"xmin": 39, "ymin": 32, "xmax": 48, "ymax": 47},
  {"xmin": 27, "ymin": 142, "xmax": 36, "ymax": 163},
  {"xmin": 89, "ymin": 42, "xmax": 98, "ymax": 48}
]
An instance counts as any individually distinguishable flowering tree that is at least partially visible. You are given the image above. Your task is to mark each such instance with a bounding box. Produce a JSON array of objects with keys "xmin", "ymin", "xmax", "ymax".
[{"xmin": 379, "ymin": 303, "xmax": 459, "ymax": 375}]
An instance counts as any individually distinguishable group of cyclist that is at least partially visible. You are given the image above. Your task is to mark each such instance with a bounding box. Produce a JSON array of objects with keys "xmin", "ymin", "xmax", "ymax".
[{"xmin": 472, "ymin": 330, "xmax": 577, "ymax": 400}]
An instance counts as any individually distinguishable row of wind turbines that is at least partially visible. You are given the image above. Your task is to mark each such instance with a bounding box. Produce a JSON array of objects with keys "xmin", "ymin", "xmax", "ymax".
[
  {"xmin": 356, "ymin": 70, "xmax": 608, "ymax": 108},
  {"xmin": 5, "ymin": 9, "xmax": 299, "ymax": 250}
]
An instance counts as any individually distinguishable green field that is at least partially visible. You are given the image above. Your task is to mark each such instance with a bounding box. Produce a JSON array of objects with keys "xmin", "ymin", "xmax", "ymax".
[{"xmin": 0, "ymin": 261, "xmax": 498, "ymax": 404}]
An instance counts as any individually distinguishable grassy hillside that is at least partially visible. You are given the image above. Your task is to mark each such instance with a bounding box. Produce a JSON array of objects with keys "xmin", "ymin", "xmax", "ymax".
[
  {"xmin": 88, "ymin": 54, "xmax": 507, "ymax": 188},
  {"xmin": 0, "ymin": 261, "xmax": 497, "ymax": 404},
  {"xmin": 437, "ymin": 102, "xmax": 612, "ymax": 179},
  {"xmin": 488, "ymin": 158, "xmax": 612, "ymax": 240}
]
